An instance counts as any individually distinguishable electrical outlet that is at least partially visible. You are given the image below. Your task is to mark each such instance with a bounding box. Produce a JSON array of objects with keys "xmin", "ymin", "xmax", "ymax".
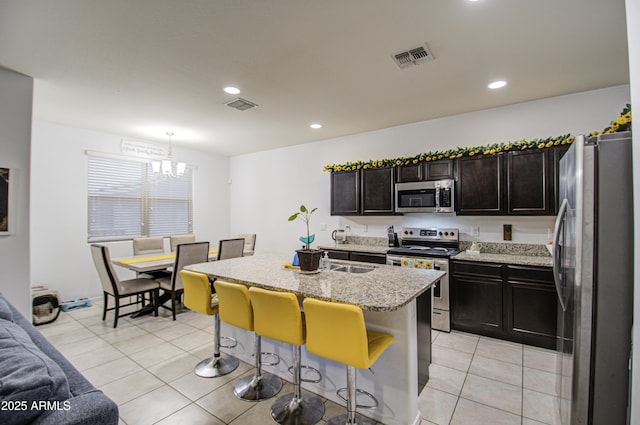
[
  {"xmin": 320, "ymin": 223, "xmax": 327, "ymax": 231},
  {"xmin": 472, "ymin": 226, "xmax": 480, "ymax": 237},
  {"xmin": 503, "ymin": 224, "xmax": 512, "ymax": 241},
  {"xmin": 362, "ymin": 224, "xmax": 368, "ymax": 232}
]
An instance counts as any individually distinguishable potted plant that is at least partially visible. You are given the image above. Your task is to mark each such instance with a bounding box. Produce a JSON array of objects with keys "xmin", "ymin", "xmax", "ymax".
[{"xmin": 288, "ymin": 204, "xmax": 323, "ymax": 272}]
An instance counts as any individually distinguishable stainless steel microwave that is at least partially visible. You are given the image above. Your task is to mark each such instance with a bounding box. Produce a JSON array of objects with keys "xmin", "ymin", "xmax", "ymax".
[{"xmin": 395, "ymin": 179, "xmax": 455, "ymax": 213}]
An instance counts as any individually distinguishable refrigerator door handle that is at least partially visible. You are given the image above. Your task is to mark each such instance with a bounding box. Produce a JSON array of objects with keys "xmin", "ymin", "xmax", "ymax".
[{"xmin": 553, "ymin": 198, "xmax": 568, "ymax": 311}]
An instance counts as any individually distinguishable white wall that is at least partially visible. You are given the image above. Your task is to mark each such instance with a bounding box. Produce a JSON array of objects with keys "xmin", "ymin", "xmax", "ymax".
[
  {"xmin": 0, "ymin": 67, "xmax": 32, "ymax": 316},
  {"xmin": 626, "ymin": 0, "xmax": 639, "ymax": 421},
  {"xmin": 230, "ymin": 85, "xmax": 631, "ymax": 254},
  {"xmin": 30, "ymin": 121, "xmax": 231, "ymax": 301}
]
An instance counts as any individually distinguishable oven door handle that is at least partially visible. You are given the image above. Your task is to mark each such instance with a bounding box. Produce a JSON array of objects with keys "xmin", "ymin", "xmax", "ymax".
[{"xmin": 386, "ymin": 256, "xmax": 402, "ymax": 266}]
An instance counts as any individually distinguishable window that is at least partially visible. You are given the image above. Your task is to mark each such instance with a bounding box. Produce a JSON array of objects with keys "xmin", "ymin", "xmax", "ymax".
[{"xmin": 87, "ymin": 153, "xmax": 193, "ymax": 241}]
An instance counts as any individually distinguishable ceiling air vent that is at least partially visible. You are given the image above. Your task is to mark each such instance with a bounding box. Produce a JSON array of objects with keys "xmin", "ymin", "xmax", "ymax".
[
  {"xmin": 225, "ymin": 97, "xmax": 258, "ymax": 111},
  {"xmin": 391, "ymin": 43, "xmax": 434, "ymax": 69}
]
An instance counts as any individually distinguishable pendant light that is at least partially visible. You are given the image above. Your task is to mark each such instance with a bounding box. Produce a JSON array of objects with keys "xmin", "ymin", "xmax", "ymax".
[{"xmin": 152, "ymin": 132, "xmax": 186, "ymax": 176}]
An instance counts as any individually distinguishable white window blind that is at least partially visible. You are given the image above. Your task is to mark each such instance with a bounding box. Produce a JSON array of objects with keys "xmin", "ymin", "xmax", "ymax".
[{"xmin": 87, "ymin": 154, "xmax": 193, "ymax": 241}]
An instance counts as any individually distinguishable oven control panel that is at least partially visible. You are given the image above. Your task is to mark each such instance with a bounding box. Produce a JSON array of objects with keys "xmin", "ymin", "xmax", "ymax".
[{"xmin": 400, "ymin": 227, "xmax": 459, "ymax": 241}]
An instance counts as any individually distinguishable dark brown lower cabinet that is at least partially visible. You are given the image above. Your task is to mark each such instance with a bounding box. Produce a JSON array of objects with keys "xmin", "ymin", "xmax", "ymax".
[
  {"xmin": 324, "ymin": 249, "xmax": 386, "ymax": 264},
  {"xmin": 324, "ymin": 249, "xmax": 349, "ymax": 260},
  {"xmin": 451, "ymin": 260, "xmax": 557, "ymax": 349},
  {"xmin": 504, "ymin": 265, "xmax": 557, "ymax": 349},
  {"xmin": 416, "ymin": 288, "xmax": 432, "ymax": 392},
  {"xmin": 451, "ymin": 261, "xmax": 503, "ymax": 338},
  {"xmin": 349, "ymin": 252, "xmax": 387, "ymax": 264}
]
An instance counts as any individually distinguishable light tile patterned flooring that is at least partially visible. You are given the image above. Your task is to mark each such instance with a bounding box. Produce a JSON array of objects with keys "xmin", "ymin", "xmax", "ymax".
[{"xmin": 37, "ymin": 299, "xmax": 561, "ymax": 425}]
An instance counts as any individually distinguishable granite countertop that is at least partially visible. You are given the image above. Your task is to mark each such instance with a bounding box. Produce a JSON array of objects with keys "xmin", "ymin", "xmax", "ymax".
[
  {"xmin": 318, "ymin": 243, "xmax": 389, "ymax": 254},
  {"xmin": 322, "ymin": 239, "xmax": 554, "ymax": 267},
  {"xmin": 454, "ymin": 241, "xmax": 553, "ymax": 267},
  {"xmin": 185, "ymin": 253, "xmax": 444, "ymax": 312},
  {"xmin": 454, "ymin": 251, "xmax": 553, "ymax": 267}
]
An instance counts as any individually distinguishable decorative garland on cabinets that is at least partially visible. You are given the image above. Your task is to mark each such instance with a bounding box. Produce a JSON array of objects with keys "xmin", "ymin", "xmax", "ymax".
[{"xmin": 322, "ymin": 104, "xmax": 631, "ymax": 173}]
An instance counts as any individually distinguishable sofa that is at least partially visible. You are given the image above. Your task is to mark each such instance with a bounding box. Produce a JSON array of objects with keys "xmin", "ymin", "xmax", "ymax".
[{"xmin": 0, "ymin": 293, "xmax": 118, "ymax": 425}]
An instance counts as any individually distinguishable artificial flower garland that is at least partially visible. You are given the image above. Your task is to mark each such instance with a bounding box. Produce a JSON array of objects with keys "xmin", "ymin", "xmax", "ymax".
[{"xmin": 323, "ymin": 104, "xmax": 631, "ymax": 173}]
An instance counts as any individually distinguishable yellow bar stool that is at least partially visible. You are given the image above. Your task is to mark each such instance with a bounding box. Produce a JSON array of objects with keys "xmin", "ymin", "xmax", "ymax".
[
  {"xmin": 302, "ymin": 298, "xmax": 394, "ymax": 425},
  {"xmin": 180, "ymin": 270, "xmax": 239, "ymax": 377},
  {"xmin": 214, "ymin": 280, "xmax": 283, "ymax": 401},
  {"xmin": 249, "ymin": 287, "xmax": 325, "ymax": 425}
]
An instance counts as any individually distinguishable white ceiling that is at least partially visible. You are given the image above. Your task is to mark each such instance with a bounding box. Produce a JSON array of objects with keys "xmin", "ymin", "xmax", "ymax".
[{"xmin": 0, "ymin": 0, "xmax": 629, "ymax": 156}]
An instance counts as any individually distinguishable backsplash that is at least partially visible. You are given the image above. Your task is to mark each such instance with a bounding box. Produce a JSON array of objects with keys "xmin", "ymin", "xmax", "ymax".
[{"xmin": 345, "ymin": 236, "xmax": 389, "ymax": 247}]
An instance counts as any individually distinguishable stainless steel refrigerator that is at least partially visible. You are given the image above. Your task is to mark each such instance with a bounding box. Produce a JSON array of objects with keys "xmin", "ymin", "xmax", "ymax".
[{"xmin": 552, "ymin": 131, "xmax": 633, "ymax": 425}]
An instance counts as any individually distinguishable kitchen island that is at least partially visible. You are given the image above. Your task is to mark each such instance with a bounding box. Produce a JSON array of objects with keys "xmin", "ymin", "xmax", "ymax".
[{"xmin": 186, "ymin": 253, "xmax": 444, "ymax": 425}]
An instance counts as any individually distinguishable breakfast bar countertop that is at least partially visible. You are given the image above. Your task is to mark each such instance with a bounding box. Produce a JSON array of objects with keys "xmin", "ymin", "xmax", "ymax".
[{"xmin": 185, "ymin": 252, "xmax": 444, "ymax": 312}]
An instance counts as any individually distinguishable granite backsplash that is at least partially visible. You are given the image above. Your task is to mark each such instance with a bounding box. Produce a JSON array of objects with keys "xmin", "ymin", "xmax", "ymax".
[{"xmin": 344, "ymin": 236, "xmax": 389, "ymax": 247}]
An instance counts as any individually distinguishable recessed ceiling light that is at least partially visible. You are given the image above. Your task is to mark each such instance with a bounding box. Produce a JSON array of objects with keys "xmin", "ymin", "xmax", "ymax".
[
  {"xmin": 488, "ymin": 80, "xmax": 507, "ymax": 89},
  {"xmin": 224, "ymin": 86, "xmax": 240, "ymax": 95},
  {"xmin": 310, "ymin": 123, "xmax": 322, "ymax": 129}
]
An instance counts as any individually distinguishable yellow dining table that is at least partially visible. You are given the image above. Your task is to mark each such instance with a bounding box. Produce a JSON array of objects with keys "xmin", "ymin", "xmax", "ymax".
[{"xmin": 113, "ymin": 249, "xmax": 219, "ymax": 273}]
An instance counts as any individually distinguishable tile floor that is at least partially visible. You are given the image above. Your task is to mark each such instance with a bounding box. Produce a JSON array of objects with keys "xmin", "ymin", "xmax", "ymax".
[
  {"xmin": 37, "ymin": 299, "xmax": 561, "ymax": 425},
  {"xmin": 421, "ymin": 330, "xmax": 561, "ymax": 425}
]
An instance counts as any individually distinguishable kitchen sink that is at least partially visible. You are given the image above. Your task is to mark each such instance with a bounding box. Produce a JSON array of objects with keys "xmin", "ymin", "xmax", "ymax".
[{"xmin": 329, "ymin": 264, "xmax": 375, "ymax": 273}]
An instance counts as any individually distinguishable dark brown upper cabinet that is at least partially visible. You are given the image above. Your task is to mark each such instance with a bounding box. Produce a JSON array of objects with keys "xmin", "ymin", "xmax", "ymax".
[
  {"xmin": 396, "ymin": 159, "xmax": 454, "ymax": 182},
  {"xmin": 550, "ymin": 145, "xmax": 571, "ymax": 214},
  {"xmin": 456, "ymin": 154, "xmax": 504, "ymax": 215},
  {"xmin": 330, "ymin": 170, "xmax": 360, "ymax": 215},
  {"xmin": 506, "ymin": 149, "xmax": 550, "ymax": 215},
  {"xmin": 361, "ymin": 166, "xmax": 396, "ymax": 214},
  {"xmin": 330, "ymin": 167, "xmax": 396, "ymax": 216},
  {"xmin": 457, "ymin": 148, "xmax": 558, "ymax": 216}
]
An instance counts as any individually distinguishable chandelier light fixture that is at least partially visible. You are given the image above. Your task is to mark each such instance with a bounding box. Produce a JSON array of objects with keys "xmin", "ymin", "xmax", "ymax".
[{"xmin": 152, "ymin": 132, "xmax": 186, "ymax": 176}]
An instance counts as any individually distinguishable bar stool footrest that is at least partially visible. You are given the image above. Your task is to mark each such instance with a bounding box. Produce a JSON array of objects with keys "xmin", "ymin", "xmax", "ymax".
[
  {"xmin": 220, "ymin": 335, "xmax": 237, "ymax": 349},
  {"xmin": 336, "ymin": 387, "xmax": 379, "ymax": 410},
  {"xmin": 256, "ymin": 351, "xmax": 280, "ymax": 367},
  {"xmin": 287, "ymin": 364, "xmax": 322, "ymax": 383}
]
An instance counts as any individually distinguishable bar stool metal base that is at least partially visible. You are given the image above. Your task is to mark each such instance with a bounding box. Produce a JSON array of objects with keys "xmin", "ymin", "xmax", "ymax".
[
  {"xmin": 194, "ymin": 354, "xmax": 239, "ymax": 378},
  {"xmin": 234, "ymin": 372, "xmax": 282, "ymax": 401},
  {"xmin": 271, "ymin": 391, "xmax": 325, "ymax": 425},
  {"xmin": 329, "ymin": 365, "xmax": 378, "ymax": 425},
  {"xmin": 326, "ymin": 413, "xmax": 376, "ymax": 425}
]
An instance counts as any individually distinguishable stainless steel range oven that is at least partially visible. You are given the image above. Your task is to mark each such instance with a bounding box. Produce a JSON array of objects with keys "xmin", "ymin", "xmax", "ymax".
[{"xmin": 386, "ymin": 227, "xmax": 459, "ymax": 332}]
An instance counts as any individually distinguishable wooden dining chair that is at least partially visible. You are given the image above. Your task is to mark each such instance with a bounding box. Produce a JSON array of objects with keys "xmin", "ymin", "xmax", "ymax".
[
  {"xmin": 156, "ymin": 241, "xmax": 210, "ymax": 320},
  {"xmin": 90, "ymin": 244, "xmax": 160, "ymax": 328},
  {"xmin": 217, "ymin": 238, "xmax": 245, "ymax": 261}
]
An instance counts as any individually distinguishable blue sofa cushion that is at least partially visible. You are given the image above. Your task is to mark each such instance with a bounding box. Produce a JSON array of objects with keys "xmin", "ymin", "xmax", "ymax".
[
  {"xmin": 0, "ymin": 321, "xmax": 71, "ymax": 425},
  {"xmin": 0, "ymin": 296, "xmax": 13, "ymax": 321}
]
